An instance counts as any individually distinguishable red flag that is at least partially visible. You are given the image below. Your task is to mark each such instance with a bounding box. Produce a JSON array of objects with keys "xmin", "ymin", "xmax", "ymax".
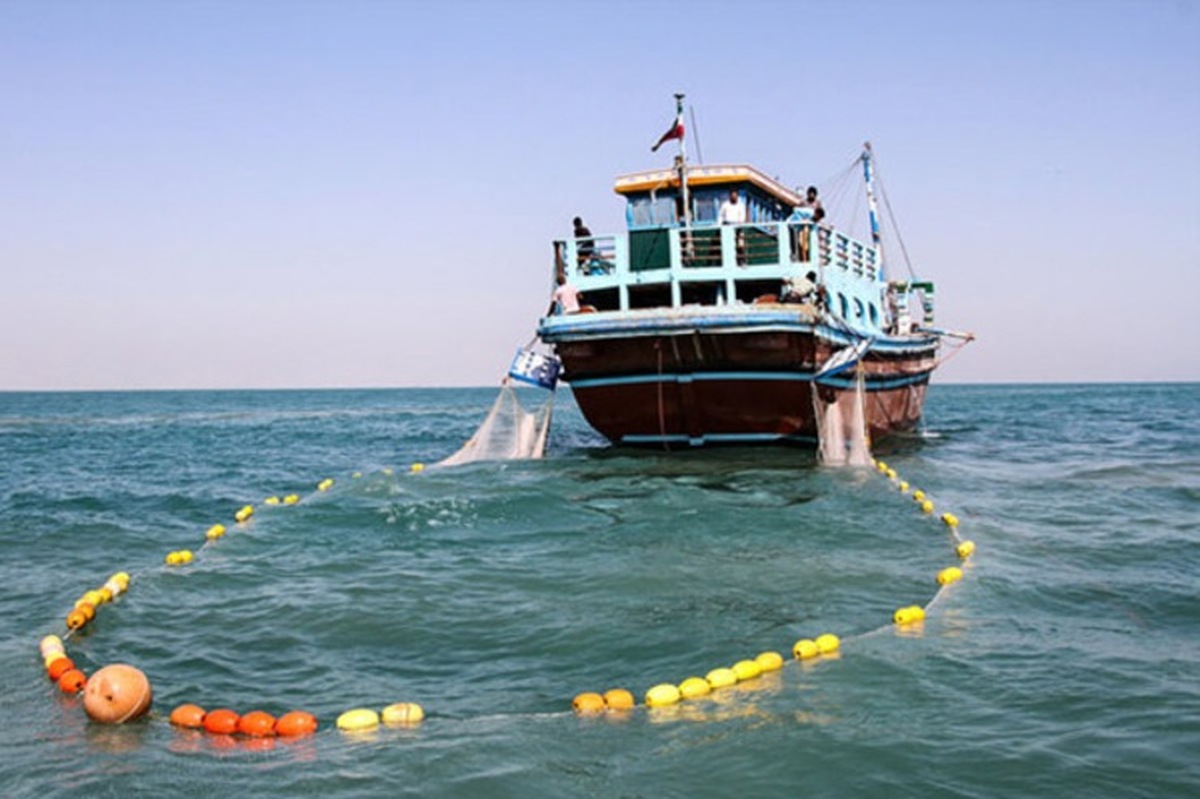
[{"xmin": 651, "ymin": 113, "xmax": 684, "ymax": 152}]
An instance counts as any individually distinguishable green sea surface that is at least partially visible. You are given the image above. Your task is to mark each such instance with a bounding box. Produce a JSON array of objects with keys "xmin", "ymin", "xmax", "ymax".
[{"xmin": 1, "ymin": 384, "xmax": 1197, "ymax": 798}]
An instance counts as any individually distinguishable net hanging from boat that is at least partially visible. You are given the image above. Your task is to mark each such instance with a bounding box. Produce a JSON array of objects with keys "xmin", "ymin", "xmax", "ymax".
[
  {"xmin": 437, "ymin": 347, "xmax": 560, "ymax": 467},
  {"xmin": 437, "ymin": 381, "xmax": 555, "ymax": 466},
  {"xmin": 813, "ymin": 370, "xmax": 872, "ymax": 467}
]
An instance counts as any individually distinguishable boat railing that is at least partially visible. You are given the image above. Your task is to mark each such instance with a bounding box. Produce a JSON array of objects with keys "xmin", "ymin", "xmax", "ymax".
[
  {"xmin": 552, "ymin": 220, "xmax": 882, "ymax": 314},
  {"xmin": 556, "ymin": 235, "xmax": 621, "ymax": 277}
]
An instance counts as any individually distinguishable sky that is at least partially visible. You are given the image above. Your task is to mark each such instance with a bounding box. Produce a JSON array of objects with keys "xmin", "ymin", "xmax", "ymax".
[{"xmin": 2, "ymin": 0, "xmax": 1198, "ymax": 390}]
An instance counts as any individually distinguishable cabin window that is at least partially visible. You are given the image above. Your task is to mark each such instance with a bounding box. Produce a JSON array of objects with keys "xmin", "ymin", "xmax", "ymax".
[
  {"xmin": 629, "ymin": 195, "xmax": 678, "ymax": 228},
  {"xmin": 587, "ymin": 288, "xmax": 620, "ymax": 313},
  {"xmin": 693, "ymin": 191, "xmax": 722, "ymax": 223},
  {"xmin": 680, "ymin": 281, "xmax": 726, "ymax": 306},
  {"xmin": 869, "ymin": 302, "xmax": 879, "ymax": 327},
  {"xmin": 838, "ymin": 293, "xmax": 848, "ymax": 319},
  {"xmin": 628, "ymin": 282, "xmax": 673, "ymax": 309},
  {"xmin": 735, "ymin": 279, "xmax": 781, "ymax": 305},
  {"xmin": 853, "ymin": 298, "xmax": 865, "ymax": 320}
]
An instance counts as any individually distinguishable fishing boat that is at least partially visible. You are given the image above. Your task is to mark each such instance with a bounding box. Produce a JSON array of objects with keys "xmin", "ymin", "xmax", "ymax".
[{"xmin": 535, "ymin": 95, "xmax": 968, "ymax": 451}]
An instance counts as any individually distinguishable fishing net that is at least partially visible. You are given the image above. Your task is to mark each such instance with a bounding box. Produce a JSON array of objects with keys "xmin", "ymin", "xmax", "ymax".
[
  {"xmin": 813, "ymin": 370, "xmax": 872, "ymax": 467},
  {"xmin": 438, "ymin": 347, "xmax": 561, "ymax": 467}
]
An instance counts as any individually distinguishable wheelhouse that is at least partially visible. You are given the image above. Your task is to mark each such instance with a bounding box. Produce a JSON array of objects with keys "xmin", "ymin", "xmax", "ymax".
[{"xmin": 551, "ymin": 163, "xmax": 931, "ymax": 337}]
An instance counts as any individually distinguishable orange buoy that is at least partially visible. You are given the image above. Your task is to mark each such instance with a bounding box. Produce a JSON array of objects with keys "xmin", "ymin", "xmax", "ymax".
[
  {"xmin": 58, "ymin": 668, "xmax": 87, "ymax": 694},
  {"xmin": 237, "ymin": 710, "xmax": 277, "ymax": 737},
  {"xmin": 603, "ymin": 688, "xmax": 635, "ymax": 710},
  {"xmin": 47, "ymin": 657, "xmax": 77, "ymax": 682},
  {"xmin": 74, "ymin": 601, "xmax": 97, "ymax": 621},
  {"xmin": 65, "ymin": 609, "xmax": 89, "ymax": 630},
  {"xmin": 83, "ymin": 664, "xmax": 153, "ymax": 723},
  {"xmin": 203, "ymin": 708, "xmax": 240, "ymax": 735},
  {"xmin": 572, "ymin": 692, "xmax": 606, "ymax": 714},
  {"xmin": 274, "ymin": 710, "xmax": 318, "ymax": 737},
  {"xmin": 169, "ymin": 703, "xmax": 207, "ymax": 728}
]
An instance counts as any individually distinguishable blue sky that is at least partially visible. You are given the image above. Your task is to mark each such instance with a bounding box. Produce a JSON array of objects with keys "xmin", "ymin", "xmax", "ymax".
[{"xmin": 2, "ymin": 0, "xmax": 1197, "ymax": 389}]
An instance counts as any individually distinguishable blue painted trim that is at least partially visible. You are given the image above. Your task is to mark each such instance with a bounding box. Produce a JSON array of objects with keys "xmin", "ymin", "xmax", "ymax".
[
  {"xmin": 570, "ymin": 371, "xmax": 815, "ymax": 388},
  {"xmin": 620, "ymin": 431, "xmax": 820, "ymax": 446},
  {"xmin": 539, "ymin": 312, "xmax": 938, "ymax": 355},
  {"xmin": 570, "ymin": 369, "xmax": 930, "ymax": 391}
]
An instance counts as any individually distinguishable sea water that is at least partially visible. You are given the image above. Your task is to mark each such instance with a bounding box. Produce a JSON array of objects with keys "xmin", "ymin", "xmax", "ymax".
[{"xmin": 0, "ymin": 384, "xmax": 1197, "ymax": 798}]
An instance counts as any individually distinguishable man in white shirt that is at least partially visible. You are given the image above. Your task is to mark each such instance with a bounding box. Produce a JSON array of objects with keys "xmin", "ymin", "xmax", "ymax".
[
  {"xmin": 718, "ymin": 190, "xmax": 746, "ymax": 225},
  {"xmin": 718, "ymin": 189, "xmax": 747, "ymax": 264}
]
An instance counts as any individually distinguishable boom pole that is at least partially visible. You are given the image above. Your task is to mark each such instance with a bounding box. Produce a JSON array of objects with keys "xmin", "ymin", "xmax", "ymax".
[{"xmin": 862, "ymin": 142, "xmax": 884, "ymax": 279}]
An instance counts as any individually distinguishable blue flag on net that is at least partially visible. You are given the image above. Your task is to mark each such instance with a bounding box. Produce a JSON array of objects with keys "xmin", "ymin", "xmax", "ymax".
[{"xmin": 508, "ymin": 349, "xmax": 562, "ymax": 390}]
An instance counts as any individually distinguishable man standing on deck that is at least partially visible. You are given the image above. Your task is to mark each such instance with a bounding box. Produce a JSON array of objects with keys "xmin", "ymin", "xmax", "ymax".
[
  {"xmin": 796, "ymin": 185, "xmax": 823, "ymax": 262},
  {"xmin": 573, "ymin": 216, "xmax": 594, "ymax": 270},
  {"xmin": 718, "ymin": 189, "xmax": 747, "ymax": 264}
]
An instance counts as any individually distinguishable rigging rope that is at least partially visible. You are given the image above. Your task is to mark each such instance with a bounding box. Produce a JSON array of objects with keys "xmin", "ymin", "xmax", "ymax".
[{"xmin": 874, "ymin": 168, "xmax": 918, "ymax": 280}]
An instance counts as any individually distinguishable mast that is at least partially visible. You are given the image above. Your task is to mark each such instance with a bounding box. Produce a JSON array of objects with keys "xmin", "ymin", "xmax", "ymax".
[
  {"xmin": 861, "ymin": 142, "xmax": 884, "ymax": 279},
  {"xmin": 675, "ymin": 93, "xmax": 691, "ymax": 226}
]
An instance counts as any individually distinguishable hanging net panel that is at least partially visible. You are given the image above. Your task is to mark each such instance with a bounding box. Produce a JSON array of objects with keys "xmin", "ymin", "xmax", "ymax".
[{"xmin": 437, "ymin": 347, "xmax": 561, "ymax": 467}]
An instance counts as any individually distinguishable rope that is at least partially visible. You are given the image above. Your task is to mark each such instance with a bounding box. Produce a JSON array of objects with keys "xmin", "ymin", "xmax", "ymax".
[
  {"xmin": 874, "ymin": 168, "xmax": 917, "ymax": 280},
  {"xmin": 928, "ymin": 335, "xmax": 974, "ymax": 371},
  {"xmin": 655, "ymin": 338, "xmax": 669, "ymax": 451}
]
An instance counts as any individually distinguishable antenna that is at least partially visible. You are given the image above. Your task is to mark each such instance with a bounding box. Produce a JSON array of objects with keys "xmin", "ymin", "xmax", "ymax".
[{"xmin": 688, "ymin": 104, "xmax": 704, "ymax": 164}]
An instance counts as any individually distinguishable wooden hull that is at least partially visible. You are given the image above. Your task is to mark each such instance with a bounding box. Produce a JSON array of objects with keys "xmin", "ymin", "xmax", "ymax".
[{"xmin": 551, "ymin": 326, "xmax": 937, "ymax": 447}]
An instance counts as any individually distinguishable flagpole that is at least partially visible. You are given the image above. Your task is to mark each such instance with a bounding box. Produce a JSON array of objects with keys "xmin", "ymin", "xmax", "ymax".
[{"xmin": 674, "ymin": 93, "xmax": 690, "ymax": 227}]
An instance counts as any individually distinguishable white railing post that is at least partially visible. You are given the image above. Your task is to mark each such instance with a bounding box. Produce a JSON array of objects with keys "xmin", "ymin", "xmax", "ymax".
[
  {"xmin": 668, "ymin": 228, "xmax": 682, "ymax": 307},
  {"xmin": 613, "ymin": 236, "xmax": 629, "ymax": 310}
]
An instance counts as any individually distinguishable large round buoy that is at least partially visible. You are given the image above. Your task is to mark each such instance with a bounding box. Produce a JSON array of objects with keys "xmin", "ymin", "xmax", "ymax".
[
  {"xmin": 755, "ymin": 651, "xmax": 784, "ymax": 672},
  {"xmin": 83, "ymin": 664, "xmax": 152, "ymax": 723}
]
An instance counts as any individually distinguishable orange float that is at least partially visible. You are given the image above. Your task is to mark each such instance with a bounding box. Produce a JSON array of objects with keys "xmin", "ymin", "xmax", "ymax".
[
  {"xmin": 83, "ymin": 664, "xmax": 153, "ymax": 723},
  {"xmin": 57, "ymin": 669, "xmax": 87, "ymax": 694},
  {"xmin": 603, "ymin": 688, "xmax": 635, "ymax": 710},
  {"xmin": 47, "ymin": 657, "xmax": 77, "ymax": 682},
  {"xmin": 65, "ymin": 609, "xmax": 89, "ymax": 630},
  {"xmin": 572, "ymin": 692, "xmax": 605, "ymax": 714},
  {"xmin": 169, "ymin": 703, "xmax": 207, "ymax": 728},
  {"xmin": 274, "ymin": 711, "xmax": 318, "ymax": 737},
  {"xmin": 202, "ymin": 708, "xmax": 240, "ymax": 735},
  {"xmin": 237, "ymin": 710, "xmax": 277, "ymax": 737}
]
